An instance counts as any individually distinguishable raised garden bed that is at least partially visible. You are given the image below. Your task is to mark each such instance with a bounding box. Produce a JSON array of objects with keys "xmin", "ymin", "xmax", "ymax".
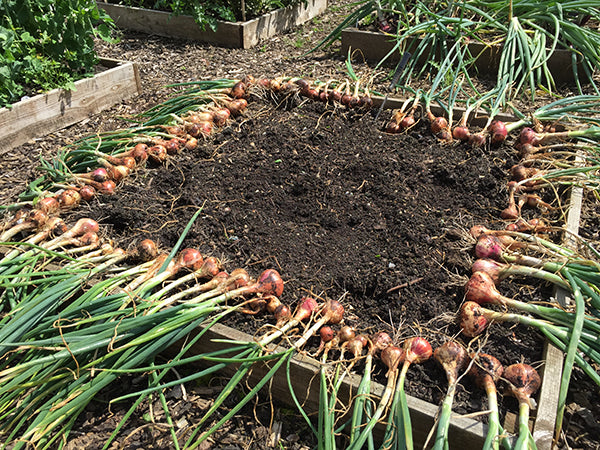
[
  {"xmin": 0, "ymin": 58, "xmax": 141, "ymax": 156},
  {"xmin": 341, "ymin": 28, "xmax": 579, "ymax": 82},
  {"xmin": 96, "ymin": 0, "xmax": 328, "ymax": 48},
  {"xmin": 61, "ymin": 96, "xmax": 577, "ymax": 448}
]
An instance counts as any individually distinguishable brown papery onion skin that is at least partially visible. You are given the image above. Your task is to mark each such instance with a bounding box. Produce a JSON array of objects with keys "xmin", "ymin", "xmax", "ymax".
[
  {"xmin": 37, "ymin": 197, "xmax": 60, "ymax": 214},
  {"xmin": 371, "ymin": 331, "xmax": 393, "ymax": 354},
  {"xmin": 469, "ymin": 352, "xmax": 503, "ymax": 390},
  {"xmin": 136, "ymin": 239, "xmax": 158, "ymax": 262},
  {"xmin": 503, "ymin": 363, "xmax": 541, "ymax": 407},
  {"xmin": 434, "ymin": 340, "xmax": 468, "ymax": 384},
  {"xmin": 381, "ymin": 345, "xmax": 404, "ymax": 376},
  {"xmin": 57, "ymin": 190, "xmax": 82, "ymax": 209}
]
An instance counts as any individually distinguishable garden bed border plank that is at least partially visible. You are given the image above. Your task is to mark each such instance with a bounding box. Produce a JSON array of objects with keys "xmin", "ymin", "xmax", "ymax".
[
  {"xmin": 96, "ymin": 0, "xmax": 328, "ymax": 49},
  {"xmin": 0, "ymin": 58, "xmax": 141, "ymax": 155}
]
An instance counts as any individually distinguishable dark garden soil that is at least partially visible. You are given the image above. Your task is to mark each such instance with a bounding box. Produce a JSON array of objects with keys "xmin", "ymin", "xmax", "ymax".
[{"xmin": 1, "ymin": 1, "xmax": 599, "ymax": 448}]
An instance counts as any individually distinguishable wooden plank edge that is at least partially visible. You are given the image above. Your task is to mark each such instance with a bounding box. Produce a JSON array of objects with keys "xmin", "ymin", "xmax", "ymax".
[
  {"xmin": 169, "ymin": 322, "xmax": 487, "ymax": 449},
  {"xmin": 0, "ymin": 59, "xmax": 141, "ymax": 155},
  {"xmin": 532, "ymin": 159, "xmax": 584, "ymax": 449}
]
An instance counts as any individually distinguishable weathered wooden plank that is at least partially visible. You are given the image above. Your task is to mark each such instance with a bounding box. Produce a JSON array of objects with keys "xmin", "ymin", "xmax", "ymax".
[
  {"xmin": 533, "ymin": 162, "xmax": 584, "ymax": 449},
  {"xmin": 97, "ymin": 0, "xmax": 328, "ymax": 49},
  {"xmin": 0, "ymin": 58, "xmax": 141, "ymax": 155}
]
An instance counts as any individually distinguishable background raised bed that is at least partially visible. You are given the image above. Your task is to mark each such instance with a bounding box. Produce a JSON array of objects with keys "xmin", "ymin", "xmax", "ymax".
[
  {"xmin": 97, "ymin": 0, "xmax": 328, "ymax": 48},
  {"xmin": 0, "ymin": 58, "xmax": 141, "ymax": 155}
]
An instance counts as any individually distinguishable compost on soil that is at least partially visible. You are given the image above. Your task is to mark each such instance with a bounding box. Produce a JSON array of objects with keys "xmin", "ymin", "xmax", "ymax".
[{"xmin": 53, "ymin": 92, "xmax": 560, "ymax": 448}]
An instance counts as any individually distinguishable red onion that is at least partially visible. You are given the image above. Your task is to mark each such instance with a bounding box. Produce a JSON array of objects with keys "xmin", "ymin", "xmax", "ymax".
[
  {"xmin": 224, "ymin": 98, "xmax": 248, "ymax": 117},
  {"xmin": 475, "ymin": 234, "xmax": 504, "ymax": 260},
  {"xmin": 294, "ymin": 296, "xmax": 318, "ymax": 322},
  {"xmin": 148, "ymin": 145, "xmax": 168, "ymax": 163},
  {"xmin": 230, "ymin": 81, "xmax": 247, "ymax": 99},
  {"xmin": 176, "ymin": 248, "xmax": 204, "ymax": 272},
  {"xmin": 452, "ymin": 125, "xmax": 471, "ymax": 141},
  {"xmin": 255, "ymin": 269, "xmax": 284, "ymax": 297},
  {"xmin": 338, "ymin": 325, "xmax": 356, "ymax": 343},
  {"xmin": 459, "ymin": 301, "xmax": 489, "ymax": 337},
  {"xmin": 519, "ymin": 127, "xmax": 541, "ymax": 146},
  {"xmin": 488, "ymin": 120, "xmax": 507, "ymax": 144},
  {"xmin": 274, "ymin": 304, "xmax": 291, "ymax": 325},
  {"xmin": 316, "ymin": 326, "xmax": 336, "ymax": 355},
  {"xmin": 79, "ymin": 185, "xmax": 96, "ymax": 202},
  {"xmin": 212, "ymin": 108, "xmax": 230, "ymax": 127},
  {"xmin": 371, "ymin": 331, "xmax": 393, "ymax": 354},
  {"xmin": 430, "ymin": 115, "xmax": 449, "ymax": 135},
  {"xmin": 184, "ymin": 137, "xmax": 198, "ymax": 151},
  {"xmin": 62, "ymin": 218, "xmax": 100, "ymax": 239},
  {"xmin": 465, "ymin": 271, "xmax": 509, "ymax": 305},
  {"xmin": 471, "ymin": 258, "xmax": 504, "ymax": 283},
  {"xmin": 501, "ymin": 181, "xmax": 520, "ymax": 220},
  {"xmin": 402, "ymin": 336, "xmax": 433, "ymax": 364}
]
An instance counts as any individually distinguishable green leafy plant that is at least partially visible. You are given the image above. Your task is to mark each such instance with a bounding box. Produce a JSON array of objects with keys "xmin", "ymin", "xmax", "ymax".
[{"xmin": 0, "ymin": 0, "xmax": 117, "ymax": 108}]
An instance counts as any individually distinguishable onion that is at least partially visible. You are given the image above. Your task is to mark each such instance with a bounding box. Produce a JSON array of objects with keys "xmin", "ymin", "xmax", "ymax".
[
  {"xmin": 130, "ymin": 143, "xmax": 149, "ymax": 164},
  {"xmin": 148, "ymin": 145, "xmax": 168, "ymax": 163},
  {"xmin": 452, "ymin": 125, "xmax": 471, "ymax": 141},
  {"xmin": 459, "ymin": 301, "xmax": 489, "ymax": 337},
  {"xmin": 57, "ymin": 190, "xmax": 82, "ymax": 209},
  {"xmin": 294, "ymin": 296, "xmax": 318, "ymax": 322},
  {"xmin": 371, "ymin": 331, "xmax": 393, "ymax": 354},
  {"xmin": 402, "ymin": 336, "xmax": 432, "ymax": 364},
  {"xmin": 519, "ymin": 127, "xmax": 541, "ymax": 146},
  {"xmin": 36, "ymin": 197, "xmax": 60, "ymax": 214},
  {"xmin": 199, "ymin": 256, "xmax": 221, "ymax": 278},
  {"xmin": 430, "ymin": 115, "xmax": 448, "ymax": 135},
  {"xmin": 316, "ymin": 325, "xmax": 336, "ymax": 355},
  {"xmin": 381, "ymin": 345, "xmax": 404, "ymax": 376},
  {"xmin": 338, "ymin": 325, "xmax": 356, "ymax": 343},
  {"xmin": 385, "ymin": 121, "xmax": 401, "ymax": 134},
  {"xmin": 224, "ymin": 98, "xmax": 248, "ymax": 117},
  {"xmin": 399, "ymin": 115, "xmax": 416, "ymax": 130},
  {"xmin": 164, "ymin": 138, "xmax": 184, "ymax": 156},
  {"xmin": 134, "ymin": 239, "xmax": 159, "ymax": 262},
  {"xmin": 184, "ymin": 137, "xmax": 198, "ymax": 151},
  {"xmin": 229, "ymin": 268, "xmax": 251, "ymax": 289},
  {"xmin": 79, "ymin": 185, "xmax": 96, "ymax": 202},
  {"xmin": 230, "ymin": 81, "xmax": 247, "ymax": 99},
  {"xmin": 468, "ymin": 132, "xmax": 487, "ymax": 147},
  {"xmin": 212, "ymin": 108, "xmax": 230, "ymax": 127},
  {"xmin": 469, "ymin": 352, "xmax": 504, "ymax": 390},
  {"xmin": 62, "ymin": 218, "xmax": 100, "ymax": 239},
  {"xmin": 274, "ymin": 304, "xmax": 291, "ymax": 325},
  {"xmin": 501, "ymin": 181, "xmax": 520, "ymax": 220},
  {"xmin": 255, "ymin": 269, "xmax": 284, "ymax": 297},
  {"xmin": 504, "ymin": 363, "xmax": 541, "ymax": 450},
  {"xmin": 488, "ymin": 120, "xmax": 507, "ymax": 144},
  {"xmin": 475, "ymin": 234, "xmax": 503, "ymax": 260},
  {"xmin": 188, "ymin": 121, "xmax": 213, "ymax": 137},
  {"xmin": 175, "ymin": 248, "xmax": 204, "ymax": 271},
  {"xmin": 471, "ymin": 258, "xmax": 504, "ymax": 283},
  {"xmin": 465, "ymin": 271, "xmax": 509, "ymax": 305},
  {"xmin": 503, "ymin": 363, "xmax": 541, "ymax": 407},
  {"xmin": 345, "ymin": 335, "xmax": 368, "ymax": 359},
  {"xmin": 186, "ymin": 111, "xmax": 214, "ymax": 124},
  {"xmin": 434, "ymin": 340, "xmax": 468, "ymax": 384}
]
